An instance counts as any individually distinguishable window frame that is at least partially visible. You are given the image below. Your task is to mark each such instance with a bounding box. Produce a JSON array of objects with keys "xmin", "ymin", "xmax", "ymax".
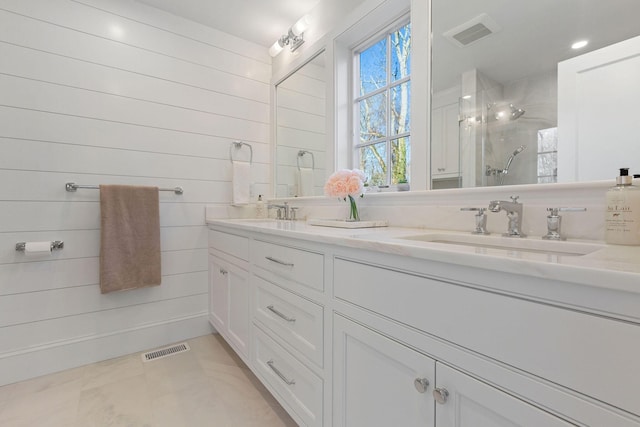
[{"xmin": 351, "ymin": 17, "xmax": 411, "ymax": 187}]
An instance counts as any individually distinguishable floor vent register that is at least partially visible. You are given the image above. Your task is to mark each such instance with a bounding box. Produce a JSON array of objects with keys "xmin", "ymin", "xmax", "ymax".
[{"xmin": 141, "ymin": 342, "xmax": 190, "ymax": 362}]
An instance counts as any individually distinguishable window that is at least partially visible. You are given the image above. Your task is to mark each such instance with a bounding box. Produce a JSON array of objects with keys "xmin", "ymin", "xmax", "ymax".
[
  {"xmin": 537, "ymin": 127, "xmax": 558, "ymax": 183},
  {"xmin": 354, "ymin": 22, "xmax": 411, "ymax": 187}
]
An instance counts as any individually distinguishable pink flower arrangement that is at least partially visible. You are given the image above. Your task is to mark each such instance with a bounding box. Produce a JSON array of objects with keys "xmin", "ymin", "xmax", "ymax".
[
  {"xmin": 324, "ymin": 169, "xmax": 365, "ymax": 221},
  {"xmin": 324, "ymin": 169, "xmax": 365, "ymax": 199}
]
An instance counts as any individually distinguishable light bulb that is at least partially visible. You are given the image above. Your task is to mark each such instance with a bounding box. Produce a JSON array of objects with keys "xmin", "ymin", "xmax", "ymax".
[
  {"xmin": 571, "ymin": 40, "xmax": 588, "ymax": 50},
  {"xmin": 269, "ymin": 39, "xmax": 284, "ymax": 57},
  {"xmin": 291, "ymin": 15, "xmax": 312, "ymax": 37}
]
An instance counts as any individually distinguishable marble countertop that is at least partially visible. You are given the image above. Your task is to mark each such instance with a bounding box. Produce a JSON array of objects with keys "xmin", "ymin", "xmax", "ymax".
[{"xmin": 206, "ymin": 218, "xmax": 640, "ymax": 294}]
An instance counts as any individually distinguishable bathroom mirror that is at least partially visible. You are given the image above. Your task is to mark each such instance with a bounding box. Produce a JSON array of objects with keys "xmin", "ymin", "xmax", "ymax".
[
  {"xmin": 430, "ymin": 0, "xmax": 640, "ymax": 189},
  {"xmin": 275, "ymin": 50, "xmax": 327, "ymax": 197}
]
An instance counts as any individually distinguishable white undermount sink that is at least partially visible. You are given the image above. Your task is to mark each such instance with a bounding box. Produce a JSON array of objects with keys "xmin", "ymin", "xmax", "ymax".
[{"xmin": 397, "ymin": 233, "xmax": 605, "ymax": 257}]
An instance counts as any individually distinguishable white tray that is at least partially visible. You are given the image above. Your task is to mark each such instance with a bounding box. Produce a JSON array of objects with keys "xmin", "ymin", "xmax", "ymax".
[{"xmin": 307, "ymin": 218, "xmax": 389, "ymax": 228}]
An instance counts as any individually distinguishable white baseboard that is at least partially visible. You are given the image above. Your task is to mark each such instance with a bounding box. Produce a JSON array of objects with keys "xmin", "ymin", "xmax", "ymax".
[{"xmin": 0, "ymin": 313, "xmax": 213, "ymax": 386}]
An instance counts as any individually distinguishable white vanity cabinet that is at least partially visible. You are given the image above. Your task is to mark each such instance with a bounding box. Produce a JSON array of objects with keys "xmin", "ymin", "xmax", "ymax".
[
  {"xmin": 333, "ymin": 314, "xmax": 436, "ymax": 427},
  {"xmin": 208, "ymin": 229, "xmax": 250, "ymax": 362},
  {"xmin": 332, "ymin": 253, "xmax": 640, "ymax": 427},
  {"xmin": 207, "ymin": 221, "xmax": 640, "ymax": 427},
  {"xmin": 333, "ymin": 314, "xmax": 574, "ymax": 427},
  {"xmin": 249, "ymin": 237, "xmax": 326, "ymax": 427}
]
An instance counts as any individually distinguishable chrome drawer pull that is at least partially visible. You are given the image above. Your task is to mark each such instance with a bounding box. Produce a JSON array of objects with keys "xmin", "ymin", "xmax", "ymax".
[
  {"xmin": 267, "ymin": 305, "xmax": 296, "ymax": 322},
  {"xmin": 267, "ymin": 359, "xmax": 295, "ymax": 385},
  {"xmin": 265, "ymin": 256, "xmax": 294, "ymax": 267}
]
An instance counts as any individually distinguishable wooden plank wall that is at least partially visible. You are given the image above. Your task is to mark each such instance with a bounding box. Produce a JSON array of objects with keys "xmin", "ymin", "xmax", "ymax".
[{"xmin": 0, "ymin": 0, "xmax": 270, "ymax": 385}]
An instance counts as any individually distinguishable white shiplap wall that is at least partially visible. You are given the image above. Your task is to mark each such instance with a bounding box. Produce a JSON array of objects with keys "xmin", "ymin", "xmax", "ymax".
[{"xmin": 0, "ymin": 0, "xmax": 270, "ymax": 385}]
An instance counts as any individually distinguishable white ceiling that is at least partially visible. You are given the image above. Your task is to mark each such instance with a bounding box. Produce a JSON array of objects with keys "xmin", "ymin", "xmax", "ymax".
[
  {"xmin": 432, "ymin": 0, "xmax": 640, "ymax": 92},
  {"xmin": 136, "ymin": 0, "xmax": 640, "ymax": 93},
  {"xmin": 136, "ymin": 0, "xmax": 323, "ymax": 47}
]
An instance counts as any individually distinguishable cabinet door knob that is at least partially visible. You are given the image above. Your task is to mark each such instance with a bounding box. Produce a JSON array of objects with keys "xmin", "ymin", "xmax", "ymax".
[
  {"xmin": 414, "ymin": 377, "xmax": 430, "ymax": 393},
  {"xmin": 433, "ymin": 387, "xmax": 449, "ymax": 404},
  {"xmin": 219, "ymin": 268, "xmax": 228, "ymax": 275}
]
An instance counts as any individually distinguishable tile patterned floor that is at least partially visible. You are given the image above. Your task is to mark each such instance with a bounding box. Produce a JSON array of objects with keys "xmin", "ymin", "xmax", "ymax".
[{"xmin": 0, "ymin": 334, "xmax": 298, "ymax": 427}]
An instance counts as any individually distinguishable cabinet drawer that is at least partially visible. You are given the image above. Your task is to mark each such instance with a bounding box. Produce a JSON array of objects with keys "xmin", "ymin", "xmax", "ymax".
[
  {"xmin": 254, "ymin": 275, "xmax": 324, "ymax": 367},
  {"xmin": 252, "ymin": 239, "xmax": 324, "ymax": 292},
  {"xmin": 208, "ymin": 229, "xmax": 248, "ymax": 261},
  {"xmin": 334, "ymin": 257, "xmax": 640, "ymax": 416},
  {"xmin": 253, "ymin": 324, "xmax": 323, "ymax": 427}
]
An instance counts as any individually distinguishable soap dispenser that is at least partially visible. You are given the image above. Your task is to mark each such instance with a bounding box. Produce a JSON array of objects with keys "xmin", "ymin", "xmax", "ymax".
[
  {"xmin": 256, "ymin": 194, "xmax": 265, "ymax": 219},
  {"xmin": 605, "ymin": 168, "xmax": 640, "ymax": 245}
]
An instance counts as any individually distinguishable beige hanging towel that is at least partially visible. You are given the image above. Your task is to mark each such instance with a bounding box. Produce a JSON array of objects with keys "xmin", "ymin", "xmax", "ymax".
[{"xmin": 99, "ymin": 185, "xmax": 161, "ymax": 294}]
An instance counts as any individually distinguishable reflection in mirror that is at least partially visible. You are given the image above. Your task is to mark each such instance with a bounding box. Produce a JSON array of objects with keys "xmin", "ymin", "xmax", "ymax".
[
  {"xmin": 430, "ymin": 0, "xmax": 640, "ymax": 189},
  {"xmin": 275, "ymin": 51, "xmax": 326, "ymax": 197}
]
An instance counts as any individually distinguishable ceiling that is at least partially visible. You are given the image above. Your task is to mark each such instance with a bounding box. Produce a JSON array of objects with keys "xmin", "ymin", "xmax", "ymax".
[
  {"xmin": 136, "ymin": 0, "xmax": 323, "ymax": 47},
  {"xmin": 432, "ymin": 0, "xmax": 640, "ymax": 92},
  {"xmin": 136, "ymin": 0, "xmax": 640, "ymax": 94}
]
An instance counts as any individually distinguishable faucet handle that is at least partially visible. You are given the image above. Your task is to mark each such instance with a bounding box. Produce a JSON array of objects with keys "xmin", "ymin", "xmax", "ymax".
[
  {"xmin": 460, "ymin": 207, "xmax": 489, "ymax": 235},
  {"xmin": 510, "ymin": 196, "xmax": 520, "ymax": 203},
  {"xmin": 267, "ymin": 204, "xmax": 284, "ymax": 219},
  {"xmin": 289, "ymin": 207, "xmax": 299, "ymax": 221},
  {"xmin": 543, "ymin": 207, "xmax": 586, "ymax": 240},
  {"xmin": 547, "ymin": 207, "xmax": 586, "ymax": 216}
]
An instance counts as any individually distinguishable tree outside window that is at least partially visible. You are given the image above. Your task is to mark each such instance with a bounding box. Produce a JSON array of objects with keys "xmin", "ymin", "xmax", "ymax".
[{"xmin": 355, "ymin": 22, "xmax": 411, "ymax": 187}]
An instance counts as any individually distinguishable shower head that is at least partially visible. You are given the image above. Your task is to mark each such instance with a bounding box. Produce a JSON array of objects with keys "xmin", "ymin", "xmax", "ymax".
[
  {"xmin": 489, "ymin": 103, "xmax": 526, "ymax": 121},
  {"xmin": 502, "ymin": 145, "xmax": 528, "ymax": 181},
  {"xmin": 508, "ymin": 104, "xmax": 525, "ymax": 120},
  {"xmin": 512, "ymin": 145, "xmax": 527, "ymax": 156}
]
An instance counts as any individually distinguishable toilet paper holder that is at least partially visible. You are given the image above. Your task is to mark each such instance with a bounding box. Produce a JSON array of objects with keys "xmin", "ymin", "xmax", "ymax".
[{"xmin": 15, "ymin": 241, "xmax": 64, "ymax": 252}]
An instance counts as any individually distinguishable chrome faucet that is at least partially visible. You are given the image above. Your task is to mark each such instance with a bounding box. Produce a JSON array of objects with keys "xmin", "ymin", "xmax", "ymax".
[
  {"xmin": 267, "ymin": 202, "xmax": 297, "ymax": 220},
  {"xmin": 488, "ymin": 196, "xmax": 526, "ymax": 237}
]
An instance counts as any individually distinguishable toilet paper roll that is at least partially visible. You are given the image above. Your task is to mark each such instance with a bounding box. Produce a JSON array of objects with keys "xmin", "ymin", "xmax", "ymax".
[{"xmin": 24, "ymin": 241, "xmax": 52, "ymax": 256}]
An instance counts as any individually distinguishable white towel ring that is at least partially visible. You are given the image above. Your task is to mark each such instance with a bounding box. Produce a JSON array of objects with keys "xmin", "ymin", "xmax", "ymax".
[
  {"xmin": 230, "ymin": 141, "xmax": 253, "ymax": 164},
  {"xmin": 297, "ymin": 150, "xmax": 315, "ymax": 171}
]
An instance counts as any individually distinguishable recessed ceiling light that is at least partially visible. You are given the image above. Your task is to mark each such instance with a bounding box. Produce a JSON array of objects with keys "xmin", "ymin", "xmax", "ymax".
[{"xmin": 571, "ymin": 40, "xmax": 588, "ymax": 50}]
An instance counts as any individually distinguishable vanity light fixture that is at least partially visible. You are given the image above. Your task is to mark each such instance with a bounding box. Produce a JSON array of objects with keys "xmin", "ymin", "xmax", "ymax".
[
  {"xmin": 571, "ymin": 40, "xmax": 588, "ymax": 49},
  {"xmin": 269, "ymin": 14, "xmax": 312, "ymax": 57}
]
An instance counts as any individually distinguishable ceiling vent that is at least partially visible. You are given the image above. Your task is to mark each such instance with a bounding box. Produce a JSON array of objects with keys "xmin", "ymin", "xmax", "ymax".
[{"xmin": 443, "ymin": 13, "xmax": 501, "ymax": 48}]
